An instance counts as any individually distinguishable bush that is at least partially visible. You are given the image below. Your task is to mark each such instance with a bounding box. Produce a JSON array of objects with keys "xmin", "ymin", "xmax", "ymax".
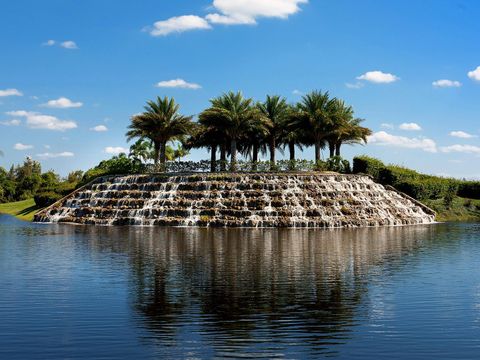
[
  {"xmin": 352, "ymin": 156, "xmax": 385, "ymax": 178},
  {"xmin": 326, "ymin": 156, "xmax": 351, "ymax": 173},
  {"xmin": 458, "ymin": 181, "xmax": 480, "ymax": 199},
  {"xmin": 34, "ymin": 191, "xmax": 62, "ymax": 207}
]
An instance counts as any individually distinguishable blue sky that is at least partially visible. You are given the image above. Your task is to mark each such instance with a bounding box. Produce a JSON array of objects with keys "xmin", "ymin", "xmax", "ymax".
[{"xmin": 1, "ymin": 0, "xmax": 480, "ymax": 177}]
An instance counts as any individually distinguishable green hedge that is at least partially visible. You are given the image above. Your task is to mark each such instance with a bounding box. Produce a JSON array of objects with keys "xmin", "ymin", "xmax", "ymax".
[
  {"xmin": 34, "ymin": 191, "xmax": 62, "ymax": 207},
  {"xmin": 352, "ymin": 156, "xmax": 473, "ymax": 201}
]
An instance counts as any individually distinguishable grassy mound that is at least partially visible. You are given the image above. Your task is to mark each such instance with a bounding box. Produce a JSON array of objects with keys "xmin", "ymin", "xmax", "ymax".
[{"xmin": 0, "ymin": 199, "xmax": 41, "ymax": 221}]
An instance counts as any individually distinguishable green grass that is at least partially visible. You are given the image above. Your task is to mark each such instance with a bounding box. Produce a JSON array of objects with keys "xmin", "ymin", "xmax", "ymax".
[
  {"xmin": 0, "ymin": 199, "xmax": 41, "ymax": 221},
  {"xmin": 424, "ymin": 196, "xmax": 480, "ymax": 222}
]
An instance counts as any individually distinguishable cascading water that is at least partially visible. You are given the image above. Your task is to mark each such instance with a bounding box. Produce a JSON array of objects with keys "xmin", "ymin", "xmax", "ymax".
[{"xmin": 34, "ymin": 173, "xmax": 436, "ymax": 228}]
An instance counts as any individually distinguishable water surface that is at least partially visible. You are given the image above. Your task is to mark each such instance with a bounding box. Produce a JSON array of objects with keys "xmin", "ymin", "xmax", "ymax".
[{"xmin": 1, "ymin": 215, "xmax": 479, "ymax": 359}]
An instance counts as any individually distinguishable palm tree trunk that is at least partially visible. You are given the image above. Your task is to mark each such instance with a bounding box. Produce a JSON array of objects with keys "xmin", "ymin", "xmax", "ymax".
[
  {"xmin": 314, "ymin": 141, "xmax": 322, "ymax": 163},
  {"xmin": 153, "ymin": 141, "xmax": 161, "ymax": 166},
  {"xmin": 159, "ymin": 142, "xmax": 167, "ymax": 171},
  {"xmin": 328, "ymin": 141, "xmax": 335, "ymax": 158},
  {"xmin": 269, "ymin": 138, "xmax": 276, "ymax": 170},
  {"xmin": 289, "ymin": 141, "xmax": 295, "ymax": 161},
  {"xmin": 220, "ymin": 142, "xmax": 227, "ymax": 171},
  {"xmin": 230, "ymin": 139, "xmax": 237, "ymax": 172},
  {"xmin": 252, "ymin": 142, "xmax": 258, "ymax": 171},
  {"xmin": 210, "ymin": 144, "xmax": 217, "ymax": 172},
  {"xmin": 335, "ymin": 142, "xmax": 341, "ymax": 157}
]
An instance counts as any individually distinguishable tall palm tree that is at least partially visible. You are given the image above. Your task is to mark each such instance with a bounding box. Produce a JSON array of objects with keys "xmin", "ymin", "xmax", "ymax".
[
  {"xmin": 258, "ymin": 95, "xmax": 289, "ymax": 169},
  {"xmin": 126, "ymin": 97, "xmax": 194, "ymax": 170},
  {"xmin": 295, "ymin": 91, "xmax": 336, "ymax": 164},
  {"xmin": 334, "ymin": 118, "xmax": 372, "ymax": 157},
  {"xmin": 199, "ymin": 91, "xmax": 265, "ymax": 171}
]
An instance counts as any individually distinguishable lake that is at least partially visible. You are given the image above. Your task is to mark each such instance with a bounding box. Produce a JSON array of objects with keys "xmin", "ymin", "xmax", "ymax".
[{"xmin": 1, "ymin": 214, "xmax": 479, "ymax": 359}]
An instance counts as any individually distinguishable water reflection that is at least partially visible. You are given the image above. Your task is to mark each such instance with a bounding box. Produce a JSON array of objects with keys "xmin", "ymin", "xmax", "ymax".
[{"xmin": 72, "ymin": 224, "xmax": 437, "ymax": 358}]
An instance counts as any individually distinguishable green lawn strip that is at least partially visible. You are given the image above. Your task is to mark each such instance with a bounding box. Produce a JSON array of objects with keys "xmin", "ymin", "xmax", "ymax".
[
  {"xmin": 0, "ymin": 199, "xmax": 42, "ymax": 222},
  {"xmin": 424, "ymin": 197, "xmax": 480, "ymax": 222}
]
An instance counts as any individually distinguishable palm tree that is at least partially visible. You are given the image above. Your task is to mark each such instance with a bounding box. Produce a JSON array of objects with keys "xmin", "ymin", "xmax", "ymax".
[
  {"xmin": 199, "ymin": 91, "xmax": 265, "ymax": 171},
  {"xmin": 295, "ymin": 91, "xmax": 335, "ymax": 163},
  {"xmin": 129, "ymin": 139, "xmax": 154, "ymax": 163},
  {"xmin": 258, "ymin": 95, "xmax": 289, "ymax": 170},
  {"xmin": 335, "ymin": 118, "xmax": 372, "ymax": 157},
  {"xmin": 126, "ymin": 97, "xmax": 194, "ymax": 170},
  {"xmin": 326, "ymin": 99, "xmax": 372, "ymax": 158}
]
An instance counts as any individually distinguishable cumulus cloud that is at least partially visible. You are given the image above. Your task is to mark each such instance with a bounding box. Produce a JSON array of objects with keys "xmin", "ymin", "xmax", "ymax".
[
  {"xmin": 440, "ymin": 144, "xmax": 480, "ymax": 155},
  {"xmin": 357, "ymin": 71, "xmax": 399, "ymax": 84},
  {"xmin": 36, "ymin": 152, "xmax": 75, "ymax": 159},
  {"xmin": 292, "ymin": 89, "xmax": 303, "ymax": 96},
  {"xmin": 41, "ymin": 97, "xmax": 83, "ymax": 108},
  {"xmin": 105, "ymin": 146, "xmax": 128, "ymax": 155},
  {"xmin": 399, "ymin": 122, "xmax": 422, "ymax": 131},
  {"xmin": 149, "ymin": 15, "xmax": 211, "ymax": 36},
  {"xmin": 450, "ymin": 131, "xmax": 477, "ymax": 139},
  {"xmin": 368, "ymin": 131, "xmax": 437, "ymax": 153},
  {"xmin": 6, "ymin": 110, "xmax": 77, "ymax": 131},
  {"xmin": 155, "ymin": 79, "xmax": 201, "ymax": 89},
  {"xmin": 467, "ymin": 66, "xmax": 480, "ymax": 81},
  {"xmin": 90, "ymin": 125, "xmax": 108, "ymax": 132},
  {"xmin": 206, "ymin": 0, "xmax": 308, "ymax": 25},
  {"xmin": 60, "ymin": 41, "xmax": 78, "ymax": 49},
  {"xmin": 432, "ymin": 79, "xmax": 461, "ymax": 88},
  {"xmin": 13, "ymin": 143, "xmax": 33, "ymax": 150},
  {"xmin": 0, "ymin": 119, "xmax": 21, "ymax": 126},
  {"xmin": 0, "ymin": 88, "xmax": 23, "ymax": 97},
  {"xmin": 42, "ymin": 40, "xmax": 56, "ymax": 46}
]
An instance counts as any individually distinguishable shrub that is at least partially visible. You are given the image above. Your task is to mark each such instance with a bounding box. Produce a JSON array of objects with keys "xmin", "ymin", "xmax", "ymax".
[
  {"xmin": 352, "ymin": 156, "xmax": 385, "ymax": 178},
  {"xmin": 34, "ymin": 191, "xmax": 62, "ymax": 207},
  {"xmin": 326, "ymin": 156, "xmax": 351, "ymax": 173},
  {"xmin": 458, "ymin": 181, "xmax": 480, "ymax": 199}
]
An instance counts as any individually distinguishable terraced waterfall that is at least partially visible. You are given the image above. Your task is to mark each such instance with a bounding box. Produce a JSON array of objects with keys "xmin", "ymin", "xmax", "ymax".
[{"xmin": 34, "ymin": 173, "xmax": 436, "ymax": 228}]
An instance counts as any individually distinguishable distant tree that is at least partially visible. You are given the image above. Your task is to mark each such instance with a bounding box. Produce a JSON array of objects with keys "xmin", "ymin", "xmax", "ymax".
[
  {"xmin": 295, "ymin": 91, "xmax": 335, "ymax": 164},
  {"xmin": 327, "ymin": 99, "xmax": 372, "ymax": 157},
  {"xmin": 129, "ymin": 139, "xmax": 154, "ymax": 164},
  {"xmin": 199, "ymin": 91, "xmax": 266, "ymax": 171},
  {"xmin": 258, "ymin": 95, "xmax": 289, "ymax": 170},
  {"xmin": 126, "ymin": 97, "xmax": 194, "ymax": 170}
]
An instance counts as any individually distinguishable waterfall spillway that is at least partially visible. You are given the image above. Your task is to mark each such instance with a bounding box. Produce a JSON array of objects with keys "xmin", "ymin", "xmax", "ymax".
[{"xmin": 34, "ymin": 173, "xmax": 436, "ymax": 228}]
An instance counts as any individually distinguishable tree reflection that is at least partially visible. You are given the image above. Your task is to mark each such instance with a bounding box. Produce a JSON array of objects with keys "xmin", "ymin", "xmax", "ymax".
[{"xmin": 70, "ymin": 224, "xmax": 438, "ymax": 357}]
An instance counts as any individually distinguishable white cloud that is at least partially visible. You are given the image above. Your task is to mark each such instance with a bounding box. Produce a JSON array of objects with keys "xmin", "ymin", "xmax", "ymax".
[
  {"xmin": 155, "ymin": 79, "xmax": 201, "ymax": 89},
  {"xmin": 380, "ymin": 123, "xmax": 394, "ymax": 129},
  {"xmin": 467, "ymin": 66, "xmax": 480, "ymax": 81},
  {"xmin": 357, "ymin": 71, "xmax": 399, "ymax": 84},
  {"xmin": 60, "ymin": 41, "xmax": 78, "ymax": 49},
  {"xmin": 90, "ymin": 125, "xmax": 108, "ymax": 132},
  {"xmin": 41, "ymin": 97, "xmax": 83, "ymax": 108},
  {"xmin": 36, "ymin": 152, "xmax": 75, "ymax": 159},
  {"xmin": 432, "ymin": 79, "xmax": 461, "ymax": 88},
  {"xmin": 206, "ymin": 0, "xmax": 308, "ymax": 25},
  {"xmin": 345, "ymin": 82, "xmax": 364, "ymax": 89},
  {"xmin": 368, "ymin": 131, "xmax": 437, "ymax": 153},
  {"xmin": 0, "ymin": 88, "xmax": 23, "ymax": 97},
  {"xmin": 105, "ymin": 146, "xmax": 128, "ymax": 155},
  {"xmin": 0, "ymin": 119, "xmax": 21, "ymax": 126},
  {"xmin": 441, "ymin": 144, "xmax": 480, "ymax": 155},
  {"xmin": 292, "ymin": 89, "xmax": 303, "ymax": 96},
  {"xmin": 149, "ymin": 15, "xmax": 211, "ymax": 36},
  {"xmin": 42, "ymin": 40, "xmax": 56, "ymax": 46},
  {"xmin": 13, "ymin": 143, "xmax": 33, "ymax": 150},
  {"xmin": 6, "ymin": 110, "xmax": 77, "ymax": 131},
  {"xmin": 449, "ymin": 131, "xmax": 477, "ymax": 139},
  {"xmin": 399, "ymin": 122, "xmax": 422, "ymax": 131}
]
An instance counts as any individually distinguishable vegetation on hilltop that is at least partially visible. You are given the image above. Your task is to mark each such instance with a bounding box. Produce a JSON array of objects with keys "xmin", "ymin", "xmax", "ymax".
[{"xmin": 352, "ymin": 156, "xmax": 480, "ymax": 222}]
